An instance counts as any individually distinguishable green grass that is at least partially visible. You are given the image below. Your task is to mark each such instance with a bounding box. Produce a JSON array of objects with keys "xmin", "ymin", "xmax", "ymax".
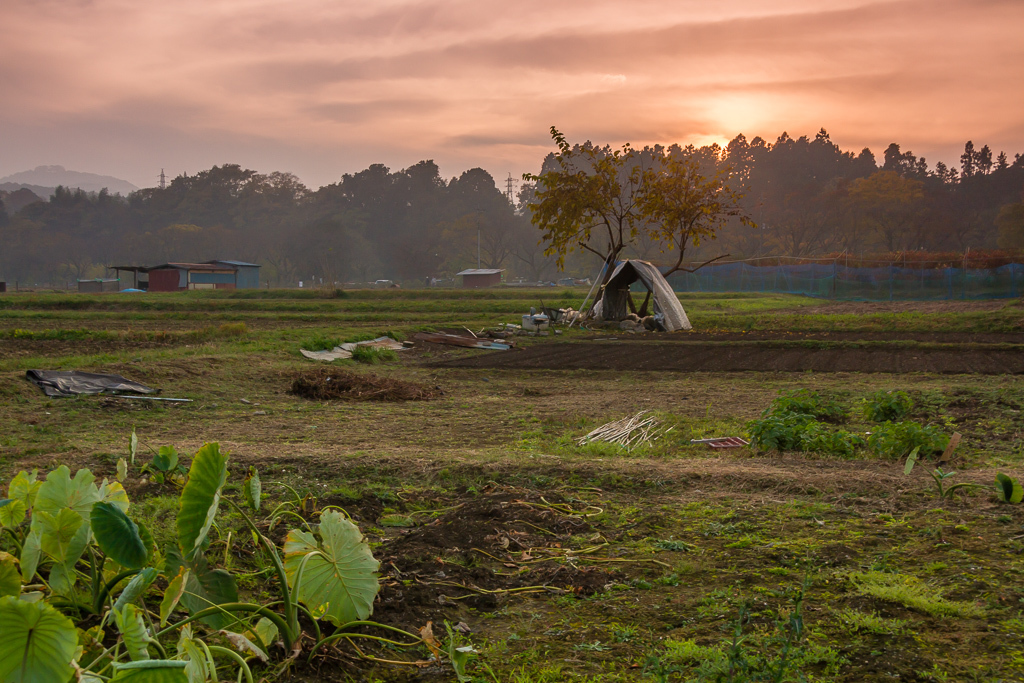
[
  {"xmin": 2, "ymin": 290, "xmax": 1023, "ymax": 682},
  {"xmin": 849, "ymin": 571, "xmax": 985, "ymax": 618}
]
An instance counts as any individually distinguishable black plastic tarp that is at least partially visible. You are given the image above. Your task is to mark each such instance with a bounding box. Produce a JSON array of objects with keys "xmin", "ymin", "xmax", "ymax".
[{"xmin": 25, "ymin": 370, "xmax": 156, "ymax": 397}]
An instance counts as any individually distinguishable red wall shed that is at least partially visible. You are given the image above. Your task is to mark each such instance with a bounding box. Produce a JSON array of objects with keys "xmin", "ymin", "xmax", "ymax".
[{"xmin": 148, "ymin": 268, "xmax": 183, "ymax": 292}]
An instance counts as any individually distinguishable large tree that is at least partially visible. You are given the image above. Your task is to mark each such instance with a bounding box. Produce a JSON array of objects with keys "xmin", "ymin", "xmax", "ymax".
[
  {"xmin": 640, "ymin": 150, "xmax": 749, "ymax": 275},
  {"xmin": 525, "ymin": 128, "xmax": 749, "ymax": 283},
  {"xmin": 524, "ymin": 127, "xmax": 651, "ymax": 283}
]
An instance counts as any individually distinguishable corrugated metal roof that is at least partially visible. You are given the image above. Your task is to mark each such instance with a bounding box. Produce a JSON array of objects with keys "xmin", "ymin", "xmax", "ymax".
[
  {"xmin": 163, "ymin": 263, "xmax": 235, "ymax": 271},
  {"xmin": 205, "ymin": 260, "xmax": 260, "ymax": 267},
  {"xmin": 456, "ymin": 269, "xmax": 505, "ymax": 276}
]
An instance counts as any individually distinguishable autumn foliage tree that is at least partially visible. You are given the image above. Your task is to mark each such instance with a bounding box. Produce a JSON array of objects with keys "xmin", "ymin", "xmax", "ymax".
[
  {"xmin": 641, "ymin": 152, "xmax": 749, "ymax": 275},
  {"xmin": 525, "ymin": 127, "xmax": 750, "ymax": 283},
  {"xmin": 524, "ymin": 127, "xmax": 650, "ymax": 281}
]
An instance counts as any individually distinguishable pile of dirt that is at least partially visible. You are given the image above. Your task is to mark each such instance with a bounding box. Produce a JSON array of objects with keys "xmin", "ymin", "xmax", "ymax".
[
  {"xmin": 373, "ymin": 490, "xmax": 623, "ymax": 628},
  {"xmin": 289, "ymin": 368, "xmax": 440, "ymax": 401}
]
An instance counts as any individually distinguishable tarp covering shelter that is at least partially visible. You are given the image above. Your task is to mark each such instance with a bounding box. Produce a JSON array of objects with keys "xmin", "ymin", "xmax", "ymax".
[
  {"xmin": 598, "ymin": 260, "xmax": 692, "ymax": 331},
  {"xmin": 26, "ymin": 370, "xmax": 156, "ymax": 397}
]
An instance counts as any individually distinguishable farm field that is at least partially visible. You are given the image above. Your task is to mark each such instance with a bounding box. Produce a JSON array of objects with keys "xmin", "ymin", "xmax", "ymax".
[{"xmin": 3, "ymin": 289, "xmax": 1024, "ymax": 682}]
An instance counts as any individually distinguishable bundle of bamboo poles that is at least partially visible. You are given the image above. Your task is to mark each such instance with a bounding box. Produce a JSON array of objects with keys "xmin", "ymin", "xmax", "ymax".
[{"xmin": 577, "ymin": 410, "xmax": 667, "ymax": 450}]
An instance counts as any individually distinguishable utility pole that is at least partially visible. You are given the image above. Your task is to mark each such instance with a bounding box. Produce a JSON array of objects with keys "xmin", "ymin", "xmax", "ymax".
[
  {"xmin": 477, "ymin": 229, "xmax": 481, "ymax": 269},
  {"xmin": 159, "ymin": 169, "xmax": 166, "ymax": 190}
]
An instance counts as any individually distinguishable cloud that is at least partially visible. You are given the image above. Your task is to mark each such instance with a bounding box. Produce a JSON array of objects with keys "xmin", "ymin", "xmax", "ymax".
[{"xmin": 0, "ymin": 0, "xmax": 1021, "ymax": 187}]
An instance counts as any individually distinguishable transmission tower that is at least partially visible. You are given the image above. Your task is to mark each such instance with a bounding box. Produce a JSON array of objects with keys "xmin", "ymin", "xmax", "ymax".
[
  {"xmin": 505, "ymin": 172, "xmax": 517, "ymax": 206},
  {"xmin": 158, "ymin": 169, "xmax": 166, "ymax": 190}
]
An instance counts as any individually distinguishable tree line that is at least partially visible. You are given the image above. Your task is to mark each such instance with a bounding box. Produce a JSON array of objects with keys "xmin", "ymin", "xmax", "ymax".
[{"xmin": 1, "ymin": 128, "xmax": 1022, "ymax": 286}]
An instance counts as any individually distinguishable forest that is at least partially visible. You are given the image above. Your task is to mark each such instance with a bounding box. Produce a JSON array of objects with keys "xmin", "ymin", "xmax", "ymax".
[{"xmin": 1, "ymin": 130, "xmax": 1022, "ymax": 286}]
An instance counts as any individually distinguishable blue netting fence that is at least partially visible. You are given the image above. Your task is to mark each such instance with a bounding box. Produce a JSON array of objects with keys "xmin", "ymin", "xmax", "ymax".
[{"xmin": 665, "ymin": 261, "xmax": 1024, "ymax": 301}]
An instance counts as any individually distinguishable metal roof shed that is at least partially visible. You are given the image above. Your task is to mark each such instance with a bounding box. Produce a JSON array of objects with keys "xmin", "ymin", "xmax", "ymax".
[
  {"xmin": 77, "ymin": 278, "xmax": 120, "ymax": 293},
  {"xmin": 457, "ymin": 268, "xmax": 504, "ymax": 288},
  {"xmin": 204, "ymin": 260, "xmax": 261, "ymax": 289}
]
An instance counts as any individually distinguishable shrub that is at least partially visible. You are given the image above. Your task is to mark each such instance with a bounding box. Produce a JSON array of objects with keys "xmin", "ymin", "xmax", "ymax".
[
  {"xmin": 867, "ymin": 421, "xmax": 948, "ymax": 459},
  {"xmin": 747, "ymin": 412, "xmax": 814, "ymax": 451},
  {"xmin": 799, "ymin": 423, "xmax": 865, "ymax": 458},
  {"xmin": 769, "ymin": 389, "xmax": 849, "ymax": 424},
  {"xmin": 863, "ymin": 390, "xmax": 914, "ymax": 422}
]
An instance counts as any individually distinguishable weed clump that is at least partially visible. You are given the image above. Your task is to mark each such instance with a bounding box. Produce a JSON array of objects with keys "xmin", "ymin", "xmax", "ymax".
[
  {"xmin": 770, "ymin": 389, "xmax": 849, "ymax": 424},
  {"xmin": 300, "ymin": 333, "xmax": 342, "ymax": 351},
  {"xmin": 749, "ymin": 388, "xmax": 950, "ymax": 461},
  {"xmin": 352, "ymin": 346, "xmax": 398, "ymax": 364},
  {"xmin": 867, "ymin": 421, "xmax": 948, "ymax": 459},
  {"xmin": 849, "ymin": 571, "xmax": 984, "ymax": 618},
  {"xmin": 289, "ymin": 368, "xmax": 439, "ymax": 401},
  {"xmin": 748, "ymin": 390, "xmax": 862, "ymax": 456},
  {"xmin": 863, "ymin": 390, "xmax": 914, "ymax": 422}
]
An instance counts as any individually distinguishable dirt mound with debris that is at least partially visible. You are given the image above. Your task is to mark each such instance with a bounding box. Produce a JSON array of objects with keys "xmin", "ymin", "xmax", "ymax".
[
  {"xmin": 373, "ymin": 490, "xmax": 622, "ymax": 629},
  {"xmin": 433, "ymin": 341, "xmax": 1024, "ymax": 374},
  {"xmin": 289, "ymin": 368, "xmax": 440, "ymax": 401}
]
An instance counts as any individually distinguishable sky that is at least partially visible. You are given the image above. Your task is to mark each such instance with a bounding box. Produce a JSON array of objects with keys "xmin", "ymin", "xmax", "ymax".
[{"xmin": 2, "ymin": 0, "xmax": 1023, "ymax": 191}]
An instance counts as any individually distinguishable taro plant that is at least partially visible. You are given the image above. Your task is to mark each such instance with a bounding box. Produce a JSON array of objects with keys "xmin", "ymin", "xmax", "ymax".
[
  {"xmin": 929, "ymin": 468, "xmax": 986, "ymax": 501},
  {"xmin": 0, "ymin": 440, "xmax": 446, "ymax": 683},
  {"xmin": 141, "ymin": 446, "xmax": 187, "ymax": 484},
  {"xmin": 995, "ymin": 473, "xmax": 1024, "ymax": 504}
]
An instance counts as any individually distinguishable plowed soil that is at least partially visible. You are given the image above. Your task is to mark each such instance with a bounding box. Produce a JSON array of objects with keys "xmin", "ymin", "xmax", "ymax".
[{"xmin": 434, "ymin": 341, "xmax": 1024, "ymax": 374}]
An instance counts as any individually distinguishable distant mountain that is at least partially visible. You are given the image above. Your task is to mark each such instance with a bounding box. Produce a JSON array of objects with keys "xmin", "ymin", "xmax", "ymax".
[
  {"xmin": 0, "ymin": 166, "xmax": 138, "ymax": 196},
  {"xmin": 0, "ymin": 182, "xmax": 53, "ymax": 200},
  {"xmin": 0, "ymin": 187, "xmax": 45, "ymax": 214}
]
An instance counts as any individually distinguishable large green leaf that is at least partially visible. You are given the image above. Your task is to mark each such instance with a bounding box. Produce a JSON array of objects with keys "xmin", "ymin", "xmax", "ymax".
[
  {"xmin": 8, "ymin": 471, "xmax": 41, "ymax": 510},
  {"xmin": 0, "ymin": 499, "xmax": 26, "ymax": 528},
  {"xmin": 114, "ymin": 603, "xmax": 152, "ymax": 661},
  {"xmin": 92, "ymin": 502, "xmax": 148, "ymax": 569},
  {"xmin": 243, "ymin": 467, "xmax": 261, "ymax": 513},
  {"xmin": 283, "ymin": 509, "xmax": 380, "ymax": 626},
  {"xmin": 114, "ymin": 567, "xmax": 159, "ymax": 613},
  {"xmin": 0, "ymin": 554, "xmax": 20, "ymax": 598},
  {"xmin": 34, "ymin": 505, "xmax": 90, "ymax": 596},
  {"xmin": 159, "ymin": 569, "xmax": 188, "ymax": 626},
  {"xmin": 177, "ymin": 443, "xmax": 228, "ymax": 561},
  {"xmin": 996, "ymin": 473, "xmax": 1024, "ymax": 503},
  {"xmin": 35, "ymin": 508, "xmax": 84, "ymax": 563},
  {"xmin": 0, "ymin": 471, "xmax": 38, "ymax": 528},
  {"xmin": 34, "ymin": 466, "xmax": 101, "ymax": 521},
  {"xmin": 137, "ymin": 522, "xmax": 157, "ymax": 565},
  {"xmin": 111, "ymin": 660, "xmax": 188, "ymax": 683},
  {"xmin": 176, "ymin": 630, "xmax": 209, "ymax": 683},
  {"xmin": 0, "ymin": 595, "xmax": 78, "ymax": 683},
  {"xmin": 164, "ymin": 545, "xmax": 238, "ymax": 629},
  {"xmin": 153, "ymin": 447, "xmax": 178, "ymax": 473},
  {"xmin": 19, "ymin": 530, "xmax": 41, "ymax": 582},
  {"xmin": 99, "ymin": 479, "xmax": 130, "ymax": 511},
  {"xmin": 248, "ymin": 617, "xmax": 279, "ymax": 652}
]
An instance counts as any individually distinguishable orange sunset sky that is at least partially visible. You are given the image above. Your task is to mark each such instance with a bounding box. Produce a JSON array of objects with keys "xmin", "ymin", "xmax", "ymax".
[{"xmin": 3, "ymin": 0, "xmax": 1023, "ymax": 189}]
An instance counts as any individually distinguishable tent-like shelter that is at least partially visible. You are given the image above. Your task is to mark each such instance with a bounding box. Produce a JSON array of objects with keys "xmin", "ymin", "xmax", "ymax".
[{"xmin": 596, "ymin": 260, "xmax": 691, "ymax": 331}]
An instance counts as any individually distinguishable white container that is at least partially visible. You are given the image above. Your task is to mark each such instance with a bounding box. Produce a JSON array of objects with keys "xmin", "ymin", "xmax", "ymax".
[{"xmin": 521, "ymin": 314, "xmax": 550, "ymax": 331}]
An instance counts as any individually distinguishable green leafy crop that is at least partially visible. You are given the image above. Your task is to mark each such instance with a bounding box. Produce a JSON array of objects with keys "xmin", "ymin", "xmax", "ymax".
[{"xmin": 863, "ymin": 390, "xmax": 914, "ymax": 422}]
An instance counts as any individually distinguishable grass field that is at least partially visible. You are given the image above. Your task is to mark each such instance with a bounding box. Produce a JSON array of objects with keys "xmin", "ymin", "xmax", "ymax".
[{"xmin": 2, "ymin": 289, "xmax": 1024, "ymax": 682}]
